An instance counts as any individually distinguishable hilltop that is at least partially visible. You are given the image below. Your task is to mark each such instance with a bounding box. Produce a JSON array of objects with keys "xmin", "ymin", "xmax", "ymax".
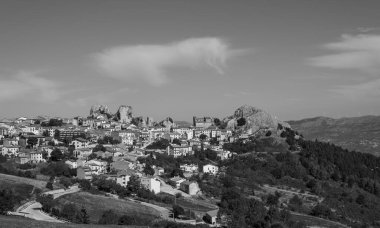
[{"xmin": 288, "ymin": 115, "xmax": 380, "ymax": 156}]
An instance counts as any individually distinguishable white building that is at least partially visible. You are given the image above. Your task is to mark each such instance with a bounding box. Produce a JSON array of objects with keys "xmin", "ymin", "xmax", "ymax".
[
  {"xmin": 71, "ymin": 138, "xmax": 89, "ymax": 149},
  {"xmin": 140, "ymin": 177, "xmax": 161, "ymax": 194},
  {"xmin": 30, "ymin": 152, "xmax": 44, "ymax": 163},
  {"xmin": 203, "ymin": 164, "xmax": 219, "ymax": 175},
  {"xmin": 1, "ymin": 146, "xmax": 20, "ymax": 156},
  {"xmin": 65, "ymin": 160, "xmax": 78, "ymax": 169}
]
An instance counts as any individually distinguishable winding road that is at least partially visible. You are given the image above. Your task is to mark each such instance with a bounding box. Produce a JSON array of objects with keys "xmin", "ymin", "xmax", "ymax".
[{"xmin": 13, "ymin": 185, "xmax": 80, "ymax": 223}]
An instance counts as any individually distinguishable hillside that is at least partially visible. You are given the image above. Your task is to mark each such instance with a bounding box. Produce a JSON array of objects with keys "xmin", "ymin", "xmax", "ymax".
[
  {"xmin": 288, "ymin": 116, "xmax": 380, "ymax": 156},
  {"xmin": 0, "ymin": 215, "xmax": 131, "ymax": 228},
  {"xmin": 53, "ymin": 192, "xmax": 160, "ymax": 224}
]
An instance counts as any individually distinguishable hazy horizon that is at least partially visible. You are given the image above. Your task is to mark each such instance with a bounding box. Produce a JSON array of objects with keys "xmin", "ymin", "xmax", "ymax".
[{"xmin": 2, "ymin": 0, "xmax": 380, "ymax": 122}]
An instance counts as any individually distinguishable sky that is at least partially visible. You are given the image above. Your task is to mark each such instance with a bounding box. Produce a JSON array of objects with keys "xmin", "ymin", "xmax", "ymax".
[{"xmin": 1, "ymin": 0, "xmax": 380, "ymax": 122}]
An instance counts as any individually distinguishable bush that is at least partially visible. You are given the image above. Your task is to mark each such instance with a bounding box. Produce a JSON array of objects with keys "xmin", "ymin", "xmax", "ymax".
[
  {"xmin": 237, "ymin": 117, "xmax": 246, "ymax": 126},
  {"xmin": 98, "ymin": 210, "xmax": 119, "ymax": 224}
]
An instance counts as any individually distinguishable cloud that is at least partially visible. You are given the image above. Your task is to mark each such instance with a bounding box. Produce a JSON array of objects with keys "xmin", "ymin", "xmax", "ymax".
[
  {"xmin": 309, "ymin": 34, "xmax": 380, "ymax": 72},
  {"xmin": 0, "ymin": 71, "xmax": 61, "ymax": 102},
  {"xmin": 93, "ymin": 37, "xmax": 241, "ymax": 86},
  {"xmin": 65, "ymin": 87, "xmax": 138, "ymax": 107},
  {"xmin": 331, "ymin": 78, "xmax": 380, "ymax": 99},
  {"xmin": 310, "ymin": 34, "xmax": 380, "ymax": 98}
]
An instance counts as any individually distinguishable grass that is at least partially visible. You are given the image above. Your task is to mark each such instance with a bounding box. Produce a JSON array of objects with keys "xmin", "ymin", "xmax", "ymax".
[
  {"xmin": 0, "ymin": 173, "xmax": 49, "ymax": 191},
  {"xmin": 54, "ymin": 192, "xmax": 160, "ymax": 223},
  {"xmin": 291, "ymin": 213, "xmax": 348, "ymax": 228},
  {"xmin": 0, "ymin": 215, "xmax": 141, "ymax": 228}
]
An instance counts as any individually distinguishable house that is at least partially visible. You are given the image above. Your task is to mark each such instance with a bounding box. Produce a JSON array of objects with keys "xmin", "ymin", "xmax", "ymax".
[
  {"xmin": 0, "ymin": 127, "xmax": 9, "ymax": 136},
  {"xmin": 203, "ymin": 164, "xmax": 219, "ymax": 175},
  {"xmin": 18, "ymin": 154, "xmax": 31, "ymax": 164},
  {"xmin": 194, "ymin": 129, "xmax": 211, "ymax": 139},
  {"xmin": 153, "ymin": 166, "xmax": 165, "ymax": 176},
  {"xmin": 172, "ymin": 127, "xmax": 194, "ymax": 139},
  {"xmin": 86, "ymin": 159, "xmax": 108, "ymax": 175},
  {"xmin": 217, "ymin": 150, "xmax": 232, "ymax": 160},
  {"xmin": 3, "ymin": 138, "xmax": 19, "ymax": 146},
  {"xmin": 74, "ymin": 148, "xmax": 92, "ymax": 159},
  {"xmin": 107, "ymin": 170, "xmax": 131, "ymax": 187},
  {"xmin": 111, "ymin": 160, "xmax": 135, "ymax": 171},
  {"xmin": 140, "ymin": 177, "xmax": 160, "ymax": 194},
  {"xmin": 166, "ymin": 144, "xmax": 193, "ymax": 158},
  {"xmin": 162, "ymin": 132, "xmax": 181, "ymax": 142},
  {"xmin": 204, "ymin": 209, "xmax": 219, "ymax": 225},
  {"xmin": 30, "ymin": 151, "xmax": 44, "ymax": 163},
  {"xmin": 193, "ymin": 116, "xmax": 213, "ymax": 129},
  {"xmin": 180, "ymin": 164, "xmax": 198, "ymax": 173},
  {"xmin": 180, "ymin": 181, "xmax": 200, "ymax": 195},
  {"xmin": 1, "ymin": 146, "xmax": 20, "ymax": 156},
  {"xmin": 70, "ymin": 138, "xmax": 89, "ymax": 149},
  {"xmin": 77, "ymin": 167, "xmax": 93, "ymax": 180},
  {"xmin": 170, "ymin": 176, "xmax": 186, "ymax": 188},
  {"xmin": 65, "ymin": 160, "xmax": 78, "ymax": 169}
]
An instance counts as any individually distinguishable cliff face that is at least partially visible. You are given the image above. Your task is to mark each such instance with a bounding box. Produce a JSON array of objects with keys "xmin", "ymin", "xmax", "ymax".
[
  {"xmin": 223, "ymin": 105, "xmax": 290, "ymax": 135},
  {"xmin": 90, "ymin": 104, "xmax": 112, "ymax": 119},
  {"xmin": 115, "ymin": 105, "xmax": 133, "ymax": 123}
]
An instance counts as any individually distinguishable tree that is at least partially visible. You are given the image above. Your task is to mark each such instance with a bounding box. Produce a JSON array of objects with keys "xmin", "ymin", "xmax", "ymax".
[
  {"xmin": 61, "ymin": 203, "xmax": 78, "ymax": 221},
  {"xmin": 0, "ymin": 154, "xmax": 7, "ymax": 163},
  {"xmin": 98, "ymin": 210, "xmax": 119, "ymax": 224},
  {"xmin": 214, "ymin": 118, "xmax": 221, "ymax": 126},
  {"xmin": 199, "ymin": 134, "xmax": 207, "ymax": 141},
  {"xmin": 356, "ymin": 194, "xmax": 366, "ymax": 205},
  {"xmin": 266, "ymin": 193, "xmax": 280, "ymax": 206},
  {"xmin": 27, "ymin": 137, "xmax": 38, "ymax": 148},
  {"xmin": 237, "ymin": 117, "xmax": 246, "ymax": 126},
  {"xmin": 127, "ymin": 175, "xmax": 141, "ymax": 193},
  {"xmin": 118, "ymin": 215, "xmax": 134, "ymax": 225},
  {"xmin": 0, "ymin": 190, "xmax": 16, "ymax": 214},
  {"xmin": 42, "ymin": 130, "xmax": 49, "ymax": 137},
  {"xmin": 50, "ymin": 148, "xmax": 63, "ymax": 161},
  {"xmin": 77, "ymin": 206, "xmax": 90, "ymax": 224},
  {"xmin": 143, "ymin": 163, "xmax": 155, "ymax": 176},
  {"xmin": 46, "ymin": 182, "xmax": 54, "ymax": 190},
  {"xmin": 172, "ymin": 138, "xmax": 181, "ymax": 145},
  {"xmin": 173, "ymin": 205, "xmax": 185, "ymax": 218},
  {"xmin": 54, "ymin": 129, "xmax": 60, "ymax": 139},
  {"xmin": 36, "ymin": 194, "xmax": 54, "ymax": 213},
  {"xmin": 59, "ymin": 176, "xmax": 73, "ymax": 188}
]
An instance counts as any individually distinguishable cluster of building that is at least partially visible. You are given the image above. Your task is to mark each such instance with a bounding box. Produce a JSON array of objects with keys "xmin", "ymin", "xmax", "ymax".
[{"xmin": 0, "ymin": 114, "xmax": 234, "ymax": 196}]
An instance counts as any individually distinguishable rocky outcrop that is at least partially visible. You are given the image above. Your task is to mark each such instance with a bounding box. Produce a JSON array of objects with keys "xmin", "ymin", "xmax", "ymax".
[
  {"xmin": 115, "ymin": 105, "xmax": 133, "ymax": 123},
  {"xmin": 158, "ymin": 117, "xmax": 176, "ymax": 129},
  {"xmin": 223, "ymin": 105, "xmax": 290, "ymax": 135},
  {"xmin": 90, "ymin": 104, "xmax": 112, "ymax": 119},
  {"xmin": 146, "ymin": 117, "xmax": 154, "ymax": 127}
]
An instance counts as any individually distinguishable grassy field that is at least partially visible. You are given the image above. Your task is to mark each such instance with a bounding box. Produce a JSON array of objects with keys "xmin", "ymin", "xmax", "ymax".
[
  {"xmin": 291, "ymin": 213, "xmax": 348, "ymax": 228},
  {"xmin": 0, "ymin": 215, "xmax": 144, "ymax": 228},
  {"xmin": 54, "ymin": 192, "xmax": 160, "ymax": 224},
  {"xmin": 0, "ymin": 173, "xmax": 49, "ymax": 191}
]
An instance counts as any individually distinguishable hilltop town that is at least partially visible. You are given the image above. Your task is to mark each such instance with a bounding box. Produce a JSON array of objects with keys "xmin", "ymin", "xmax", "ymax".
[{"xmin": 1, "ymin": 105, "xmax": 380, "ymax": 228}]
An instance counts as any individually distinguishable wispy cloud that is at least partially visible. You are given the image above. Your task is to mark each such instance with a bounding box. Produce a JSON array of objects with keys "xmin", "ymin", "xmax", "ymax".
[
  {"xmin": 93, "ymin": 37, "xmax": 242, "ymax": 86},
  {"xmin": 0, "ymin": 71, "xmax": 61, "ymax": 102},
  {"xmin": 331, "ymin": 78, "xmax": 380, "ymax": 99},
  {"xmin": 65, "ymin": 87, "xmax": 138, "ymax": 107},
  {"xmin": 309, "ymin": 34, "xmax": 380, "ymax": 73},
  {"xmin": 310, "ymin": 33, "xmax": 380, "ymax": 98}
]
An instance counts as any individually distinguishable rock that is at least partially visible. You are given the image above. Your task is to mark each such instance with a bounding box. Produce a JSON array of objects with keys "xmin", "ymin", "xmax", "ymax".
[
  {"xmin": 223, "ymin": 105, "xmax": 290, "ymax": 135},
  {"xmin": 158, "ymin": 117, "xmax": 176, "ymax": 129},
  {"xmin": 116, "ymin": 105, "xmax": 133, "ymax": 123},
  {"xmin": 146, "ymin": 117, "xmax": 154, "ymax": 127},
  {"xmin": 90, "ymin": 104, "xmax": 112, "ymax": 119}
]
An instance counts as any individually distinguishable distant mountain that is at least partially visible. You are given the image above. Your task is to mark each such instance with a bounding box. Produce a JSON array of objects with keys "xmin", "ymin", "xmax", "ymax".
[{"xmin": 288, "ymin": 116, "xmax": 380, "ymax": 156}]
